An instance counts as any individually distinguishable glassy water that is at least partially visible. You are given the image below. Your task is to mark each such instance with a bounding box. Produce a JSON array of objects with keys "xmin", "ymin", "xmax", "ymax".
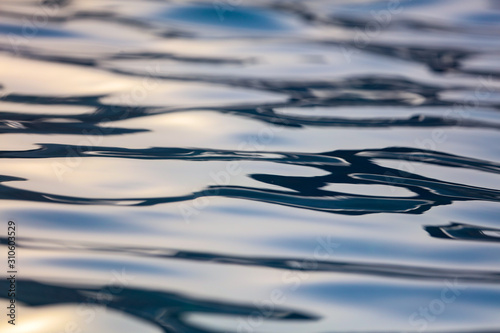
[{"xmin": 1, "ymin": 0, "xmax": 500, "ymax": 332}]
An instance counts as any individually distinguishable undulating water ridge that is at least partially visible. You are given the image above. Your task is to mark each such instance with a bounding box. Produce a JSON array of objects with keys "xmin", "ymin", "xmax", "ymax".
[{"xmin": 1, "ymin": 0, "xmax": 500, "ymax": 332}]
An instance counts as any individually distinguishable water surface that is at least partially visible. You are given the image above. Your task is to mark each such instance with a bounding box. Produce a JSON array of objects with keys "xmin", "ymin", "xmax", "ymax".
[{"xmin": 1, "ymin": 0, "xmax": 500, "ymax": 332}]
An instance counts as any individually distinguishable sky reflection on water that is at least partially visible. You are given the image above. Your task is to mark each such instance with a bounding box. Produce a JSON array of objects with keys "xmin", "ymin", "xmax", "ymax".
[{"xmin": 1, "ymin": 0, "xmax": 500, "ymax": 332}]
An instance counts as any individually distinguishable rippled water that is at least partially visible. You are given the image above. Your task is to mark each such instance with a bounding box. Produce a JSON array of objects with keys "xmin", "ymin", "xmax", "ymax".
[{"xmin": 1, "ymin": 0, "xmax": 500, "ymax": 332}]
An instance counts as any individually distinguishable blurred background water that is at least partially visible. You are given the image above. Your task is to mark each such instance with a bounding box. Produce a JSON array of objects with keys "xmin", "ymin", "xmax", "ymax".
[{"xmin": 1, "ymin": 0, "xmax": 500, "ymax": 332}]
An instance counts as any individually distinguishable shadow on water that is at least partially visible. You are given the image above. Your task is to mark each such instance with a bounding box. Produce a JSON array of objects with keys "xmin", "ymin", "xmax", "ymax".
[
  {"xmin": 425, "ymin": 222, "xmax": 500, "ymax": 243},
  {"xmin": 1, "ymin": 0, "xmax": 500, "ymax": 331},
  {"xmin": 2, "ymin": 236, "xmax": 500, "ymax": 283},
  {"xmin": 1, "ymin": 145, "xmax": 499, "ymax": 215},
  {"xmin": 0, "ymin": 279, "xmax": 317, "ymax": 333}
]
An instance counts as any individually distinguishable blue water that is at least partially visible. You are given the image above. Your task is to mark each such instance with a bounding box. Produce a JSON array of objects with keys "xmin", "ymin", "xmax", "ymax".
[{"xmin": 1, "ymin": 0, "xmax": 500, "ymax": 332}]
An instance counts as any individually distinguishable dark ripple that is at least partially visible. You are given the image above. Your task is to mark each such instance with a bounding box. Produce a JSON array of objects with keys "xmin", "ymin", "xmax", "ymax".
[
  {"xmin": 1, "ymin": 145, "xmax": 499, "ymax": 215},
  {"xmin": 1, "ymin": 0, "xmax": 500, "ymax": 332}
]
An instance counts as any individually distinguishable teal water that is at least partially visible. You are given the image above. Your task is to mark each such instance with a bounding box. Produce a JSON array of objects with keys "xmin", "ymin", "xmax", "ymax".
[{"xmin": 1, "ymin": 0, "xmax": 500, "ymax": 332}]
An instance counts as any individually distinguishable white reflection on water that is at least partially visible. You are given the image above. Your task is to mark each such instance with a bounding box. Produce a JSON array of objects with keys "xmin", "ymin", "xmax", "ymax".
[
  {"xmin": 0, "ymin": 301, "xmax": 162, "ymax": 333},
  {"xmin": 1, "ymin": 0, "xmax": 500, "ymax": 332}
]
